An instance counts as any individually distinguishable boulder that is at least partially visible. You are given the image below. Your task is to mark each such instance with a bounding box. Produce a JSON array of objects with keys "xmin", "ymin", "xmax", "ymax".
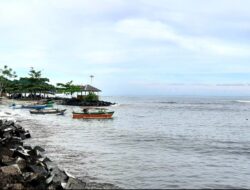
[
  {"xmin": 0, "ymin": 119, "xmax": 118, "ymax": 189},
  {"xmin": 1, "ymin": 155, "xmax": 15, "ymax": 165},
  {"xmin": 15, "ymin": 157, "xmax": 26, "ymax": 170},
  {"xmin": 64, "ymin": 177, "xmax": 86, "ymax": 189},
  {"xmin": 0, "ymin": 164, "xmax": 22, "ymax": 175}
]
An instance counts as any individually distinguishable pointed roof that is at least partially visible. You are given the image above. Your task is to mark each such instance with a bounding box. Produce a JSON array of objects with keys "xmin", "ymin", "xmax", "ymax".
[{"xmin": 79, "ymin": 84, "xmax": 101, "ymax": 92}]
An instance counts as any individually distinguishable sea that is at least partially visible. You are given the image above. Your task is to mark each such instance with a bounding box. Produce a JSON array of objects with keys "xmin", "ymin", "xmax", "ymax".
[{"xmin": 0, "ymin": 96, "xmax": 250, "ymax": 189}]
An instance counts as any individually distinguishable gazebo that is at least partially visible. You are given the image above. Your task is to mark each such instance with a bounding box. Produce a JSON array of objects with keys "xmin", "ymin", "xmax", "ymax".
[
  {"xmin": 77, "ymin": 84, "xmax": 101, "ymax": 99},
  {"xmin": 80, "ymin": 84, "xmax": 101, "ymax": 93}
]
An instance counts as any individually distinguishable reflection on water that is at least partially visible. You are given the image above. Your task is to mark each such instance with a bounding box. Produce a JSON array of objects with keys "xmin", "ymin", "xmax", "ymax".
[{"xmin": 1, "ymin": 96, "xmax": 250, "ymax": 188}]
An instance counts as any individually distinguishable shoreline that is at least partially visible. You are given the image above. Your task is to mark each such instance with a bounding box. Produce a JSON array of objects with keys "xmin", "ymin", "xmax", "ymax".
[
  {"xmin": 5, "ymin": 96, "xmax": 116, "ymax": 107},
  {"xmin": 0, "ymin": 118, "xmax": 118, "ymax": 189},
  {"xmin": 0, "ymin": 97, "xmax": 119, "ymax": 189}
]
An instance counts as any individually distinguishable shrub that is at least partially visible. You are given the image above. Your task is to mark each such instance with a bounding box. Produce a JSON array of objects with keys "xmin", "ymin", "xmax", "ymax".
[{"xmin": 85, "ymin": 93, "xmax": 99, "ymax": 102}]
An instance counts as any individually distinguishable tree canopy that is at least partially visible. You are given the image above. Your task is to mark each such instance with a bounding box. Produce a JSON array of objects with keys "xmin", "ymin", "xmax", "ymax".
[
  {"xmin": 56, "ymin": 81, "xmax": 81, "ymax": 96},
  {"xmin": 0, "ymin": 67, "xmax": 54, "ymax": 98},
  {"xmin": 0, "ymin": 65, "xmax": 18, "ymax": 96},
  {"xmin": 0, "ymin": 66, "xmax": 99, "ymax": 100}
]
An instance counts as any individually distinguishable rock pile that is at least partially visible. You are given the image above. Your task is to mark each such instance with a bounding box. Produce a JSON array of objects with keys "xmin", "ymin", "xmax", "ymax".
[
  {"xmin": 60, "ymin": 98, "xmax": 115, "ymax": 107},
  {"xmin": 0, "ymin": 119, "xmax": 116, "ymax": 189}
]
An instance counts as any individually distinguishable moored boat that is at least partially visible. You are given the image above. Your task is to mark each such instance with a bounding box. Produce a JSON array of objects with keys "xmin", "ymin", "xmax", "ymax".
[
  {"xmin": 10, "ymin": 103, "xmax": 53, "ymax": 109},
  {"xmin": 30, "ymin": 108, "xmax": 66, "ymax": 115},
  {"xmin": 23, "ymin": 105, "xmax": 48, "ymax": 109},
  {"xmin": 72, "ymin": 108, "xmax": 114, "ymax": 119},
  {"xmin": 9, "ymin": 104, "xmax": 23, "ymax": 109}
]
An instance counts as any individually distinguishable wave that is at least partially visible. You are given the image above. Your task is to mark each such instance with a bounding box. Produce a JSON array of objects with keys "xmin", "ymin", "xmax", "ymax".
[
  {"xmin": 234, "ymin": 100, "xmax": 250, "ymax": 103},
  {"xmin": 112, "ymin": 103, "xmax": 133, "ymax": 107},
  {"xmin": 156, "ymin": 101, "xmax": 177, "ymax": 104},
  {"xmin": 0, "ymin": 111, "xmax": 11, "ymax": 117},
  {"xmin": 0, "ymin": 112, "xmax": 16, "ymax": 121}
]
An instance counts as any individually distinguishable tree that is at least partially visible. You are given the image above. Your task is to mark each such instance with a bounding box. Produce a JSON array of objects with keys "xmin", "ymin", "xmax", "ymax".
[
  {"xmin": 0, "ymin": 65, "xmax": 17, "ymax": 96},
  {"xmin": 85, "ymin": 92, "xmax": 99, "ymax": 102},
  {"xmin": 56, "ymin": 81, "xmax": 81, "ymax": 97},
  {"xmin": 29, "ymin": 67, "xmax": 41, "ymax": 78},
  {"xmin": 18, "ymin": 67, "xmax": 52, "ymax": 99}
]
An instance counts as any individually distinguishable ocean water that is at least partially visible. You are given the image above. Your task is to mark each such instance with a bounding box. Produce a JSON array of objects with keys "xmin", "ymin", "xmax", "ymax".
[{"xmin": 1, "ymin": 96, "xmax": 250, "ymax": 189}]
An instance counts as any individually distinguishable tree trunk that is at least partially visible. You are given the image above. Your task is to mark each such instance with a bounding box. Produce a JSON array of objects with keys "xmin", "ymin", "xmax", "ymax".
[{"xmin": 0, "ymin": 83, "xmax": 3, "ymax": 97}]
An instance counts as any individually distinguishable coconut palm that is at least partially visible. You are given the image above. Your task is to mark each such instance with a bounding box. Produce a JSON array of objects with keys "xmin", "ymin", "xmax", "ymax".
[{"xmin": 56, "ymin": 81, "xmax": 81, "ymax": 97}]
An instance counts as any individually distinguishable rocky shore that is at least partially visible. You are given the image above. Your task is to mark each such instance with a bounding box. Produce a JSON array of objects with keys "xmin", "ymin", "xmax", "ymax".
[
  {"xmin": 0, "ymin": 119, "xmax": 118, "ymax": 189},
  {"xmin": 7, "ymin": 97, "xmax": 115, "ymax": 107},
  {"xmin": 54, "ymin": 98, "xmax": 115, "ymax": 107}
]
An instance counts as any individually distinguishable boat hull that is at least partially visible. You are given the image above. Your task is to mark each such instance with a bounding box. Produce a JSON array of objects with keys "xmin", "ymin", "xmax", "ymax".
[
  {"xmin": 72, "ymin": 112, "xmax": 114, "ymax": 119},
  {"xmin": 24, "ymin": 105, "xmax": 47, "ymax": 109},
  {"xmin": 30, "ymin": 109, "xmax": 66, "ymax": 115},
  {"xmin": 11, "ymin": 105, "xmax": 49, "ymax": 109}
]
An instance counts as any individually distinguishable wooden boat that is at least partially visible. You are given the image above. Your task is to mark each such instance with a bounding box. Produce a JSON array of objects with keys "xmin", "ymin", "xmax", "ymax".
[
  {"xmin": 10, "ymin": 103, "xmax": 53, "ymax": 109},
  {"xmin": 30, "ymin": 108, "xmax": 66, "ymax": 115},
  {"xmin": 72, "ymin": 108, "xmax": 114, "ymax": 119},
  {"xmin": 10, "ymin": 104, "xmax": 23, "ymax": 109},
  {"xmin": 23, "ymin": 105, "xmax": 48, "ymax": 109}
]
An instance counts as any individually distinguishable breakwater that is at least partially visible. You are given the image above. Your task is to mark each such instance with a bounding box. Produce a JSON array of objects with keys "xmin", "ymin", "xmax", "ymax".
[
  {"xmin": 7, "ymin": 97, "xmax": 115, "ymax": 107},
  {"xmin": 0, "ymin": 119, "xmax": 117, "ymax": 189},
  {"xmin": 57, "ymin": 98, "xmax": 115, "ymax": 107}
]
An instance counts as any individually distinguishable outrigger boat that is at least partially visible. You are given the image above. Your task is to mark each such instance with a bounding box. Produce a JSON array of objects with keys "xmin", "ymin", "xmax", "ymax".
[
  {"xmin": 72, "ymin": 108, "xmax": 114, "ymax": 119},
  {"xmin": 30, "ymin": 108, "xmax": 66, "ymax": 115}
]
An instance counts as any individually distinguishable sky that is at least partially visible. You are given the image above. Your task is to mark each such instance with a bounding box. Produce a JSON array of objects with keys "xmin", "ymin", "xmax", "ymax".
[{"xmin": 1, "ymin": 0, "xmax": 250, "ymax": 96}]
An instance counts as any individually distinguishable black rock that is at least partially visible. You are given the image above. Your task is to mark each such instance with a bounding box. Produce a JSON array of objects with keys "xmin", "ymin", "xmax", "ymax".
[
  {"xmin": 24, "ymin": 132, "xmax": 31, "ymax": 139},
  {"xmin": 0, "ymin": 119, "xmax": 119, "ymax": 189},
  {"xmin": 64, "ymin": 177, "xmax": 86, "ymax": 189},
  {"xmin": 34, "ymin": 146, "xmax": 45, "ymax": 152},
  {"xmin": 27, "ymin": 164, "xmax": 48, "ymax": 178}
]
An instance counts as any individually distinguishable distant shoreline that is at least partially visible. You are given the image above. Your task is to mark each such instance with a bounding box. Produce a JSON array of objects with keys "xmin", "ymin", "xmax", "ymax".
[{"xmin": 4, "ymin": 96, "xmax": 115, "ymax": 107}]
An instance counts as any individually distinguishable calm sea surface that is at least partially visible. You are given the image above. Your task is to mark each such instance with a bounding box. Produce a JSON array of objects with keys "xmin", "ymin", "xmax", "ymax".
[{"xmin": 1, "ymin": 96, "xmax": 250, "ymax": 189}]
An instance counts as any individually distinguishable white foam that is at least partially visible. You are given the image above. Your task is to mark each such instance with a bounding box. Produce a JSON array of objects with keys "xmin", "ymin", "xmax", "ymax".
[
  {"xmin": 0, "ymin": 110, "xmax": 16, "ymax": 121},
  {"xmin": 235, "ymin": 100, "xmax": 250, "ymax": 103},
  {"xmin": 111, "ymin": 103, "xmax": 120, "ymax": 107},
  {"xmin": 0, "ymin": 112, "xmax": 9, "ymax": 117}
]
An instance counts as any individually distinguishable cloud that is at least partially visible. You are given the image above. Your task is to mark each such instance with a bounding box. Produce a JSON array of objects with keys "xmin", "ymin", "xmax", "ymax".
[
  {"xmin": 0, "ymin": 1, "xmax": 34, "ymax": 26},
  {"xmin": 80, "ymin": 50, "xmax": 127, "ymax": 64},
  {"xmin": 0, "ymin": 49, "xmax": 48, "ymax": 68},
  {"xmin": 115, "ymin": 18, "xmax": 250, "ymax": 56},
  {"xmin": 0, "ymin": 0, "xmax": 250, "ymax": 95}
]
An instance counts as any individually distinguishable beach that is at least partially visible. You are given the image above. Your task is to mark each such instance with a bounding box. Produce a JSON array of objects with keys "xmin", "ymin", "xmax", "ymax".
[
  {"xmin": 0, "ymin": 97, "xmax": 117, "ymax": 189},
  {"xmin": 1, "ymin": 96, "xmax": 250, "ymax": 188},
  {"xmin": 1, "ymin": 0, "xmax": 249, "ymax": 188}
]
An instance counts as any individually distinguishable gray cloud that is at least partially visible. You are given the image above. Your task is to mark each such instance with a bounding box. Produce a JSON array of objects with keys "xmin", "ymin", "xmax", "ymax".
[{"xmin": 0, "ymin": 0, "xmax": 250, "ymax": 95}]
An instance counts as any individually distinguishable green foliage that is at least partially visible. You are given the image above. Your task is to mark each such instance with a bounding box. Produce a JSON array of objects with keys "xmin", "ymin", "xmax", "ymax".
[
  {"xmin": 1, "ymin": 66, "xmax": 100, "ymax": 101},
  {"xmin": 0, "ymin": 65, "xmax": 17, "ymax": 79},
  {"xmin": 29, "ymin": 67, "xmax": 41, "ymax": 78},
  {"xmin": 0, "ymin": 66, "xmax": 55, "ymax": 98},
  {"xmin": 56, "ymin": 81, "xmax": 81, "ymax": 96},
  {"xmin": 85, "ymin": 93, "xmax": 99, "ymax": 102},
  {"xmin": 0, "ymin": 65, "xmax": 17, "ymax": 96},
  {"xmin": 17, "ymin": 68, "xmax": 52, "ymax": 97}
]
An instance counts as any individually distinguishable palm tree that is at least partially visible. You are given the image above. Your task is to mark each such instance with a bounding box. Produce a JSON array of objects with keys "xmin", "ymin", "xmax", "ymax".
[{"xmin": 56, "ymin": 81, "xmax": 81, "ymax": 98}]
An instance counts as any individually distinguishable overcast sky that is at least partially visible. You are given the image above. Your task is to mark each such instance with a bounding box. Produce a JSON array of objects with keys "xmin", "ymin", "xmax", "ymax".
[{"xmin": 1, "ymin": 0, "xmax": 250, "ymax": 96}]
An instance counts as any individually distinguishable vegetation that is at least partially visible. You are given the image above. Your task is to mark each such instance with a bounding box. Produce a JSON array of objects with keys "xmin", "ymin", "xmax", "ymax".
[
  {"xmin": 85, "ymin": 92, "xmax": 99, "ymax": 102},
  {"xmin": 56, "ymin": 81, "xmax": 81, "ymax": 97},
  {"xmin": 18, "ymin": 68, "xmax": 54, "ymax": 98},
  {"xmin": 0, "ymin": 66, "xmax": 99, "ymax": 101},
  {"xmin": 0, "ymin": 65, "xmax": 17, "ymax": 96}
]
